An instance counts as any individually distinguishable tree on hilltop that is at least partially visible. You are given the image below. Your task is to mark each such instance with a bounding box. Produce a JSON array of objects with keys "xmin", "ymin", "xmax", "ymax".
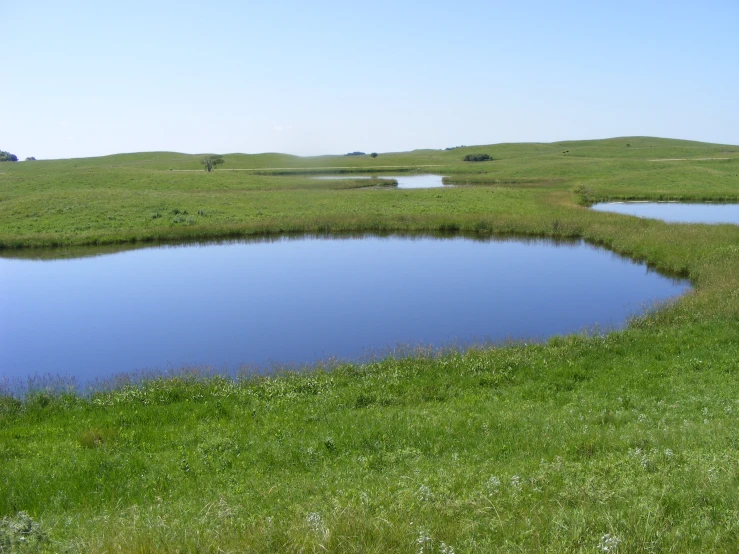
[
  {"xmin": 0, "ymin": 150, "xmax": 18, "ymax": 162},
  {"xmin": 201, "ymin": 155, "xmax": 225, "ymax": 172}
]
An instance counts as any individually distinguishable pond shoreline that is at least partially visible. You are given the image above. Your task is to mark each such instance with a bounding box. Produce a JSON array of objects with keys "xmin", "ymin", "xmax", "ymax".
[{"xmin": 2, "ymin": 235, "xmax": 690, "ymax": 389}]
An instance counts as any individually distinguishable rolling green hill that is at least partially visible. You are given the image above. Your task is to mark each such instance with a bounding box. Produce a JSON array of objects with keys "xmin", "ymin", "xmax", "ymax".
[
  {"xmin": 1, "ymin": 136, "xmax": 737, "ymax": 249},
  {"xmin": 2, "ymin": 137, "xmax": 739, "ymax": 552}
]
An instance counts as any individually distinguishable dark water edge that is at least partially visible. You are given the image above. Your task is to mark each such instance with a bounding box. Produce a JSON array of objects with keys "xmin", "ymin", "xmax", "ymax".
[{"xmin": 0, "ymin": 231, "xmax": 557, "ymax": 261}]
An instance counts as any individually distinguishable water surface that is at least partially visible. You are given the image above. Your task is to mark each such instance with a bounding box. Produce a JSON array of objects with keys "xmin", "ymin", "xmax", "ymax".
[
  {"xmin": 314, "ymin": 174, "xmax": 445, "ymax": 188},
  {"xmin": 591, "ymin": 202, "xmax": 739, "ymax": 224},
  {"xmin": 0, "ymin": 236, "xmax": 689, "ymax": 386}
]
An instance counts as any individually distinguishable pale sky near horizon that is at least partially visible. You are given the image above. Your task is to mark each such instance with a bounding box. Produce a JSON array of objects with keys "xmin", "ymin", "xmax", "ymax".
[{"xmin": 2, "ymin": 0, "xmax": 737, "ymax": 160}]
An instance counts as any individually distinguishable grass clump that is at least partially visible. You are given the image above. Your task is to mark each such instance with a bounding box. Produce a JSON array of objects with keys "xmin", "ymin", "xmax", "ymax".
[
  {"xmin": 0, "ymin": 512, "xmax": 48, "ymax": 553},
  {"xmin": 78, "ymin": 427, "xmax": 119, "ymax": 449}
]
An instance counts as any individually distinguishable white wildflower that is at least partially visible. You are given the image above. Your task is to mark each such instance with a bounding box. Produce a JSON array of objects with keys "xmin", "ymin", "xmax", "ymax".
[
  {"xmin": 598, "ymin": 533, "xmax": 622, "ymax": 552},
  {"xmin": 510, "ymin": 475, "xmax": 522, "ymax": 491},
  {"xmin": 486, "ymin": 476, "xmax": 501, "ymax": 495},
  {"xmin": 417, "ymin": 528, "xmax": 433, "ymax": 554},
  {"xmin": 306, "ymin": 512, "xmax": 326, "ymax": 535},
  {"xmin": 417, "ymin": 484, "xmax": 434, "ymax": 502}
]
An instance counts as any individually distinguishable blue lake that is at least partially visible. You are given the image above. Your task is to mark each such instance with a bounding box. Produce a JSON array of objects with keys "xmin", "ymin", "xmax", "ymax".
[
  {"xmin": 0, "ymin": 235, "xmax": 690, "ymax": 387},
  {"xmin": 591, "ymin": 202, "xmax": 739, "ymax": 224}
]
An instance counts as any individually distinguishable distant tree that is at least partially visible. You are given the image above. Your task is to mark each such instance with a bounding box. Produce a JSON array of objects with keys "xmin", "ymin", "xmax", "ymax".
[
  {"xmin": 25, "ymin": 156, "xmax": 36, "ymax": 161},
  {"xmin": 0, "ymin": 150, "xmax": 18, "ymax": 162},
  {"xmin": 370, "ymin": 152, "xmax": 378, "ymax": 158},
  {"xmin": 463, "ymin": 153, "xmax": 493, "ymax": 162},
  {"xmin": 201, "ymin": 155, "xmax": 225, "ymax": 172}
]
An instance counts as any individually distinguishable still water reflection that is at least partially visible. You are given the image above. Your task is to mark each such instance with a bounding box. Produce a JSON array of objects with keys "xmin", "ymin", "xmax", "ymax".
[
  {"xmin": 0, "ymin": 236, "xmax": 689, "ymax": 385},
  {"xmin": 591, "ymin": 202, "xmax": 739, "ymax": 224},
  {"xmin": 313, "ymin": 174, "xmax": 445, "ymax": 188}
]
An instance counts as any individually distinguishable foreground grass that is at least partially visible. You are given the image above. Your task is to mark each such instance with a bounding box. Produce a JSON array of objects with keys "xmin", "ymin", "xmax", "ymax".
[
  {"xmin": 3, "ymin": 305, "xmax": 739, "ymax": 552},
  {"xmin": 1, "ymin": 136, "xmax": 739, "ymax": 551}
]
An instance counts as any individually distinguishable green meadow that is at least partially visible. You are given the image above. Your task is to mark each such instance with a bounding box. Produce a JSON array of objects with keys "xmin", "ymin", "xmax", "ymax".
[
  {"xmin": 2, "ymin": 137, "xmax": 739, "ymax": 552},
  {"xmin": 1, "ymin": 136, "xmax": 738, "ymax": 250}
]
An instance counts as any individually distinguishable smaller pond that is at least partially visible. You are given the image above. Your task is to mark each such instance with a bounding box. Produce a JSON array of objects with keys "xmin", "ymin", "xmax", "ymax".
[
  {"xmin": 591, "ymin": 202, "xmax": 739, "ymax": 225},
  {"xmin": 314, "ymin": 174, "xmax": 446, "ymax": 189}
]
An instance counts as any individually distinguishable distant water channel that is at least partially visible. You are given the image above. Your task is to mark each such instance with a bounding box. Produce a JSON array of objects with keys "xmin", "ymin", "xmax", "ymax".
[
  {"xmin": 591, "ymin": 202, "xmax": 739, "ymax": 224},
  {"xmin": 0, "ymin": 236, "xmax": 690, "ymax": 388},
  {"xmin": 314, "ymin": 174, "xmax": 445, "ymax": 188}
]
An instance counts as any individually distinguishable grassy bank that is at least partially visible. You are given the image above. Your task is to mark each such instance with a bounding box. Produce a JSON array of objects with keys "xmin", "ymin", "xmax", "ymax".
[{"xmin": 2, "ymin": 137, "xmax": 739, "ymax": 552}]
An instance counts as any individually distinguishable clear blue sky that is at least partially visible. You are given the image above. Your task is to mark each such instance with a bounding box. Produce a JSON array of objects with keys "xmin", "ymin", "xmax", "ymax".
[{"xmin": 2, "ymin": 0, "xmax": 737, "ymax": 159}]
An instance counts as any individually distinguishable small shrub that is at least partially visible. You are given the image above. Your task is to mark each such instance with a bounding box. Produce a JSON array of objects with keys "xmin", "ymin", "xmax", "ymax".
[
  {"xmin": 463, "ymin": 153, "xmax": 492, "ymax": 162},
  {"xmin": 151, "ymin": 211, "xmax": 161, "ymax": 219},
  {"xmin": 573, "ymin": 184, "xmax": 592, "ymax": 196},
  {"xmin": 370, "ymin": 152, "xmax": 378, "ymax": 158}
]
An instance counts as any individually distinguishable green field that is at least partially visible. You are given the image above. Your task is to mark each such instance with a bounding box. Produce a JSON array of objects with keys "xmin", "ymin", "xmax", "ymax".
[
  {"xmin": 2, "ymin": 137, "xmax": 739, "ymax": 552},
  {"xmin": 1, "ymin": 136, "xmax": 738, "ymax": 250}
]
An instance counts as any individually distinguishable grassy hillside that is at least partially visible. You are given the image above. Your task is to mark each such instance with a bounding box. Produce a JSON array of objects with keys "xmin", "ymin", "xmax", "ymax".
[
  {"xmin": 1, "ymin": 137, "xmax": 737, "ymax": 249},
  {"xmin": 2, "ymin": 137, "xmax": 739, "ymax": 552}
]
